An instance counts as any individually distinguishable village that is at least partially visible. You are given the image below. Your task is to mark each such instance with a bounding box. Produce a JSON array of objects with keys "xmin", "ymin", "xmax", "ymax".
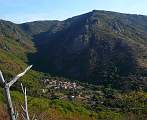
[
  {"xmin": 41, "ymin": 78, "xmax": 94, "ymax": 101},
  {"xmin": 43, "ymin": 79, "xmax": 80, "ymax": 90}
]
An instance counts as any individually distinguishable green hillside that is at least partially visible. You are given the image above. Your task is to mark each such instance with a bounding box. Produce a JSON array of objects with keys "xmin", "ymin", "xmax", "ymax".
[{"xmin": 0, "ymin": 20, "xmax": 44, "ymax": 94}]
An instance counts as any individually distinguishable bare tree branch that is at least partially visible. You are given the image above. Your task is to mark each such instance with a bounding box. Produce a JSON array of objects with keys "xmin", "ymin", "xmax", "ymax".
[
  {"xmin": 0, "ymin": 70, "xmax": 6, "ymax": 85},
  {"xmin": 21, "ymin": 113, "xmax": 25, "ymax": 120},
  {"xmin": 21, "ymin": 83, "xmax": 25, "ymax": 94},
  {"xmin": 8, "ymin": 65, "xmax": 32, "ymax": 88},
  {"xmin": 25, "ymin": 87, "xmax": 30, "ymax": 120},
  {"xmin": 0, "ymin": 65, "xmax": 32, "ymax": 120},
  {"xmin": 32, "ymin": 114, "xmax": 36, "ymax": 120},
  {"xmin": 21, "ymin": 104, "xmax": 25, "ymax": 112},
  {"xmin": 21, "ymin": 84, "xmax": 30, "ymax": 120}
]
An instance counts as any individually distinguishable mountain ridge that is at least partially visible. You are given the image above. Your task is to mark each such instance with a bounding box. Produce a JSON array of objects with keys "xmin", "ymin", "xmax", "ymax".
[
  {"xmin": 19, "ymin": 10, "xmax": 147, "ymax": 90},
  {"xmin": 1, "ymin": 10, "xmax": 147, "ymax": 90}
]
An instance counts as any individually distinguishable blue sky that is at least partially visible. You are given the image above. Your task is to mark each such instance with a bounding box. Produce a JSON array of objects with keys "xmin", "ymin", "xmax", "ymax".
[{"xmin": 0, "ymin": 0, "xmax": 147, "ymax": 23}]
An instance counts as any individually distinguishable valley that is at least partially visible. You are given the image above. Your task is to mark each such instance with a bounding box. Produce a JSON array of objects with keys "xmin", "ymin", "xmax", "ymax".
[{"xmin": 0, "ymin": 10, "xmax": 147, "ymax": 119}]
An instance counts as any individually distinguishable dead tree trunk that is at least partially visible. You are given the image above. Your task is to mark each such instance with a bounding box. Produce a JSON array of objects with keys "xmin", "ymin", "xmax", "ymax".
[
  {"xmin": 21, "ymin": 83, "xmax": 30, "ymax": 120},
  {"xmin": 0, "ymin": 65, "xmax": 32, "ymax": 120},
  {"xmin": 4, "ymin": 84, "xmax": 16, "ymax": 120}
]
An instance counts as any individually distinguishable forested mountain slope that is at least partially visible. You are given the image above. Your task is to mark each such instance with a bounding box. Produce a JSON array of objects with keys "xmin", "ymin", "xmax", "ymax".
[
  {"xmin": 1, "ymin": 10, "xmax": 147, "ymax": 90},
  {"xmin": 19, "ymin": 10, "xmax": 147, "ymax": 90}
]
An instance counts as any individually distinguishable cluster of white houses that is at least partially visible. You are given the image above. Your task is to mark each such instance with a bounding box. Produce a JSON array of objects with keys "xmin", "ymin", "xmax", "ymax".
[{"xmin": 43, "ymin": 79, "xmax": 78, "ymax": 90}]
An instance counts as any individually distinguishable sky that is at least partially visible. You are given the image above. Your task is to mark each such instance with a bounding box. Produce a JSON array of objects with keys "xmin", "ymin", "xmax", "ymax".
[{"xmin": 0, "ymin": 0, "xmax": 147, "ymax": 23}]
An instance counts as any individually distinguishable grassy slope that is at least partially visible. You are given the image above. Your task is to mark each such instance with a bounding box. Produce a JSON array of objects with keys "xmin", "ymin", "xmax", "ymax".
[
  {"xmin": 0, "ymin": 88, "xmax": 96, "ymax": 120},
  {"xmin": 0, "ymin": 88, "xmax": 147, "ymax": 120}
]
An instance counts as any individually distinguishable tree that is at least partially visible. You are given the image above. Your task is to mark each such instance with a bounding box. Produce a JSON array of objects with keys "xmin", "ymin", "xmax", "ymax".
[{"xmin": 0, "ymin": 65, "xmax": 32, "ymax": 120}]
